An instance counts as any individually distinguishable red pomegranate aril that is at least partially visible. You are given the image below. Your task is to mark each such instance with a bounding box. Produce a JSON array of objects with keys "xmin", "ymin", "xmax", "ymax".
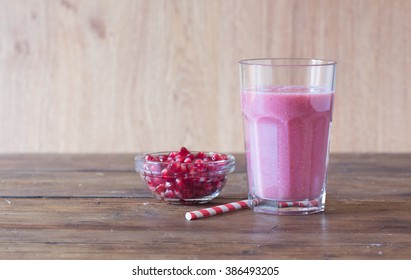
[
  {"xmin": 146, "ymin": 177, "xmax": 155, "ymax": 188},
  {"xmin": 164, "ymin": 189, "xmax": 176, "ymax": 198},
  {"xmin": 144, "ymin": 154, "xmax": 155, "ymax": 161},
  {"xmin": 178, "ymin": 146, "xmax": 190, "ymax": 157},
  {"xmin": 204, "ymin": 184, "xmax": 213, "ymax": 192},
  {"xmin": 196, "ymin": 152, "xmax": 205, "ymax": 159},
  {"xmin": 174, "ymin": 155, "xmax": 184, "ymax": 162},
  {"xmin": 146, "ymin": 178, "xmax": 157, "ymax": 191},
  {"xmin": 150, "ymin": 164, "xmax": 161, "ymax": 173},
  {"xmin": 161, "ymin": 168, "xmax": 173, "ymax": 177},
  {"xmin": 188, "ymin": 165, "xmax": 198, "ymax": 175},
  {"xmin": 173, "ymin": 189, "xmax": 182, "ymax": 198},
  {"xmin": 165, "ymin": 181, "xmax": 174, "ymax": 189},
  {"xmin": 180, "ymin": 164, "xmax": 188, "ymax": 174},
  {"xmin": 185, "ymin": 153, "xmax": 195, "ymax": 161},
  {"xmin": 220, "ymin": 153, "xmax": 228, "ymax": 160},
  {"xmin": 211, "ymin": 153, "xmax": 222, "ymax": 161},
  {"xmin": 168, "ymin": 151, "xmax": 178, "ymax": 158},
  {"xmin": 143, "ymin": 163, "xmax": 150, "ymax": 172},
  {"xmin": 155, "ymin": 183, "xmax": 166, "ymax": 194},
  {"xmin": 194, "ymin": 159, "xmax": 206, "ymax": 172},
  {"xmin": 143, "ymin": 162, "xmax": 161, "ymax": 174},
  {"xmin": 207, "ymin": 163, "xmax": 218, "ymax": 172},
  {"xmin": 167, "ymin": 162, "xmax": 177, "ymax": 172},
  {"xmin": 175, "ymin": 178, "xmax": 185, "ymax": 189}
]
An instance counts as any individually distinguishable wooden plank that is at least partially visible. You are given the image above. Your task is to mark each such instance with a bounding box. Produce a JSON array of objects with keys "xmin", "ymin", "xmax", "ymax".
[
  {"xmin": 2, "ymin": 153, "xmax": 410, "ymax": 173},
  {"xmin": 0, "ymin": 154, "xmax": 410, "ymax": 200},
  {"xmin": 0, "ymin": 153, "xmax": 246, "ymax": 172},
  {"xmin": 0, "ymin": 171, "xmax": 248, "ymax": 198},
  {"xmin": 0, "ymin": 153, "xmax": 247, "ymax": 197},
  {"xmin": 0, "ymin": 154, "xmax": 136, "ymax": 172},
  {"xmin": 0, "ymin": 197, "xmax": 409, "ymax": 259}
]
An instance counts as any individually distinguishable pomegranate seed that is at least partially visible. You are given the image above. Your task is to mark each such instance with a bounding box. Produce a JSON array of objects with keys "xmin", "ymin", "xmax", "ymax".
[
  {"xmin": 143, "ymin": 163, "xmax": 150, "ymax": 172},
  {"xmin": 155, "ymin": 183, "xmax": 166, "ymax": 194},
  {"xmin": 196, "ymin": 152, "xmax": 205, "ymax": 159},
  {"xmin": 145, "ymin": 154, "xmax": 155, "ymax": 161},
  {"xmin": 207, "ymin": 164, "xmax": 216, "ymax": 172},
  {"xmin": 211, "ymin": 153, "xmax": 222, "ymax": 161},
  {"xmin": 150, "ymin": 176, "xmax": 164, "ymax": 186},
  {"xmin": 180, "ymin": 164, "xmax": 188, "ymax": 174},
  {"xmin": 168, "ymin": 151, "xmax": 178, "ymax": 158},
  {"xmin": 173, "ymin": 189, "xmax": 182, "ymax": 199},
  {"xmin": 188, "ymin": 166, "xmax": 196, "ymax": 175},
  {"xmin": 150, "ymin": 164, "xmax": 160, "ymax": 173},
  {"xmin": 194, "ymin": 159, "xmax": 205, "ymax": 172},
  {"xmin": 178, "ymin": 147, "xmax": 190, "ymax": 157},
  {"xmin": 161, "ymin": 168, "xmax": 173, "ymax": 177},
  {"xmin": 175, "ymin": 155, "xmax": 184, "ymax": 162},
  {"xmin": 167, "ymin": 162, "xmax": 178, "ymax": 172},
  {"xmin": 145, "ymin": 176, "xmax": 155, "ymax": 187},
  {"xmin": 220, "ymin": 153, "xmax": 228, "ymax": 160},
  {"xmin": 164, "ymin": 189, "xmax": 175, "ymax": 198},
  {"xmin": 165, "ymin": 181, "xmax": 174, "ymax": 189},
  {"xmin": 175, "ymin": 178, "xmax": 185, "ymax": 189},
  {"xmin": 185, "ymin": 153, "xmax": 195, "ymax": 161}
]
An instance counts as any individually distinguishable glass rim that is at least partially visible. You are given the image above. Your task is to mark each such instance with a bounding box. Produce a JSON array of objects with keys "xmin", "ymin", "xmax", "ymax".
[{"xmin": 238, "ymin": 58, "xmax": 336, "ymax": 67}]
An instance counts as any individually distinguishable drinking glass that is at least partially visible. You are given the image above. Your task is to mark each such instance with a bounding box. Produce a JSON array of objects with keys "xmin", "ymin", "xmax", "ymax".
[{"xmin": 239, "ymin": 58, "xmax": 336, "ymax": 215}]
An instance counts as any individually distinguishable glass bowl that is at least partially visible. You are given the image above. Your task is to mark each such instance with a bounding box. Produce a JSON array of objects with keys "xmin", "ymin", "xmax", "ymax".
[{"xmin": 135, "ymin": 148, "xmax": 235, "ymax": 204}]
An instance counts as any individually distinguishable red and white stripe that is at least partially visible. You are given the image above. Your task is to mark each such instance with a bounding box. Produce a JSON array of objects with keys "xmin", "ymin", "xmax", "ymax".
[
  {"xmin": 185, "ymin": 199, "xmax": 251, "ymax": 220},
  {"xmin": 278, "ymin": 200, "xmax": 319, "ymax": 208}
]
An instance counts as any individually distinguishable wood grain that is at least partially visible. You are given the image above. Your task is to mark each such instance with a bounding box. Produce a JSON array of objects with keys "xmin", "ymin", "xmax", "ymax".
[
  {"xmin": 0, "ymin": 153, "xmax": 410, "ymax": 259},
  {"xmin": 0, "ymin": 0, "xmax": 410, "ymax": 153}
]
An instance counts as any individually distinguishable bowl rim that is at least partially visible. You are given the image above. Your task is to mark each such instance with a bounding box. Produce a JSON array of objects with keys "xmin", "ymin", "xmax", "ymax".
[
  {"xmin": 135, "ymin": 151, "xmax": 235, "ymax": 164},
  {"xmin": 134, "ymin": 151, "xmax": 235, "ymax": 176}
]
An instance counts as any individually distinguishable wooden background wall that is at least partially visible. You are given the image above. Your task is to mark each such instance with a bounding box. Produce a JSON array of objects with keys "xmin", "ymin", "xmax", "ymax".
[{"xmin": 0, "ymin": 0, "xmax": 410, "ymax": 153}]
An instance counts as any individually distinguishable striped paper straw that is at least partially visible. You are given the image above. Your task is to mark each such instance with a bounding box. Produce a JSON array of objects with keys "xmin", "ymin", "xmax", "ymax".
[
  {"xmin": 185, "ymin": 199, "xmax": 251, "ymax": 220},
  {"xmin": 278, "ymin": 200, "xmax": 319, "ymax": 208},
  {"xmin": 185, "ymin": 199, "xmax": 319, "ymax": 220}
]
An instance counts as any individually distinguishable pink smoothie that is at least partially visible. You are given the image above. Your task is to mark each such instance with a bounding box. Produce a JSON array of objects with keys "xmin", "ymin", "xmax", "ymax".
[{"xmin": 241, "ymin": 86, "xmax": 334, "ymax": 201}]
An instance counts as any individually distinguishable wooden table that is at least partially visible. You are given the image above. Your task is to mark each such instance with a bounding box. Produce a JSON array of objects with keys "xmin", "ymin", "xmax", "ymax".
[{"xmin": 0, "ymin": 154, "xmax": 410, "ymax": 259}]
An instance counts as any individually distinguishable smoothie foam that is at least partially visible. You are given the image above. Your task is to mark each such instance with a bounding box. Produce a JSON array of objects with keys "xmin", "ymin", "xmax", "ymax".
[{"xmin": 241, "ymin": 86, "xmax": 334, "ymax": 201}]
